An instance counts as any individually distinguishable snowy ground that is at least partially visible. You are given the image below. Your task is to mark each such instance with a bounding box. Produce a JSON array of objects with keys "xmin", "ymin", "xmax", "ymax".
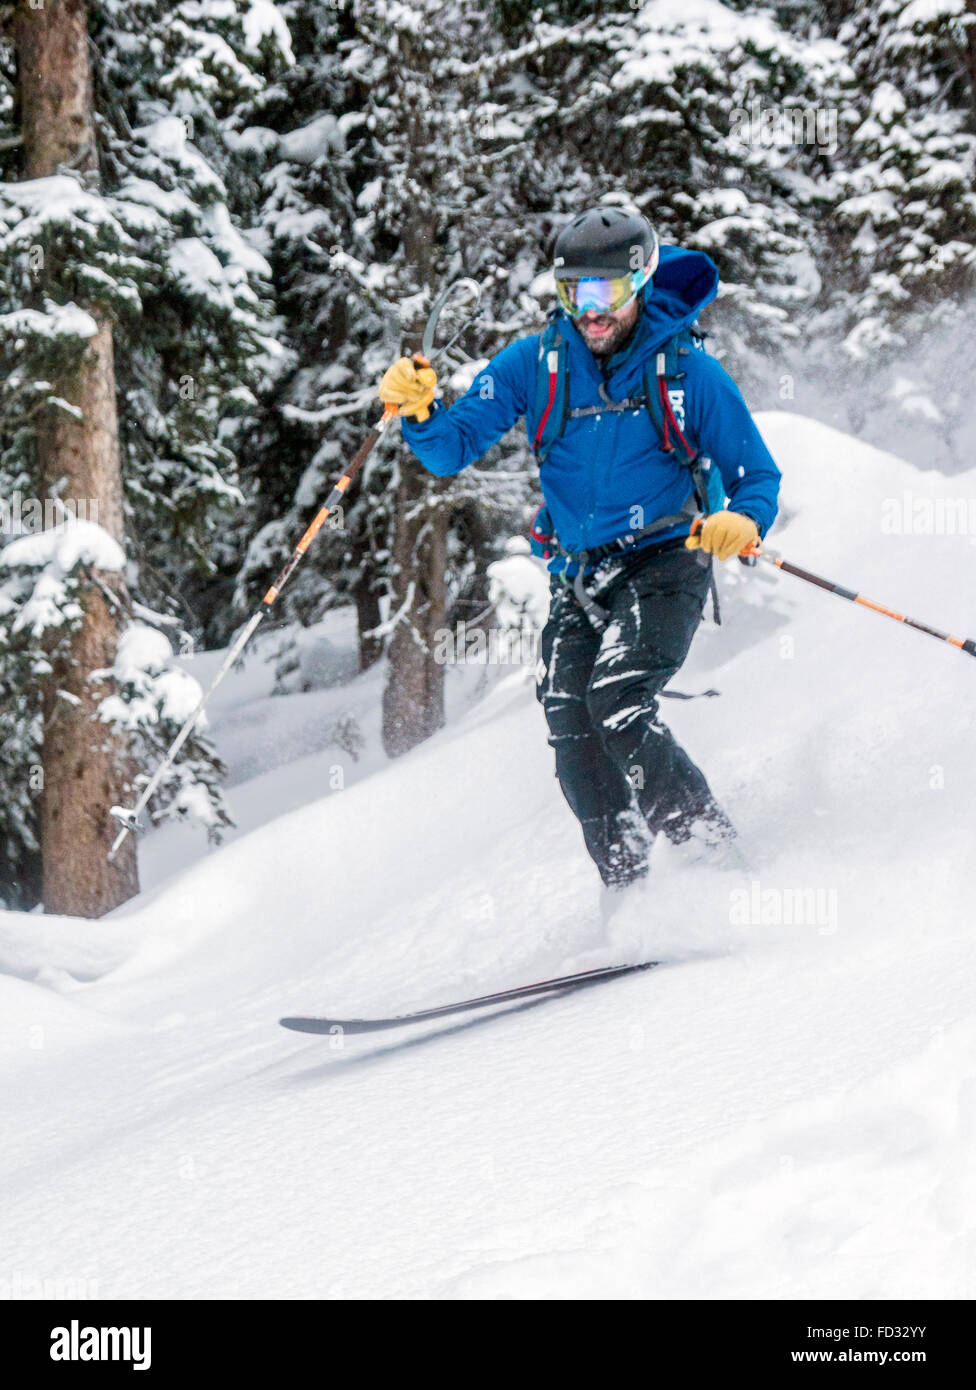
[{"xmin": 2, "ymin": 413, "xmax": 975, "ymax": 1300}]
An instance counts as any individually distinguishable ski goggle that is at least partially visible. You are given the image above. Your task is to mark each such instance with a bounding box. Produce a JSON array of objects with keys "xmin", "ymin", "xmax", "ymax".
[{"xmin": 555, "ymin": 256, "xmax": 657, "ymax": 318}]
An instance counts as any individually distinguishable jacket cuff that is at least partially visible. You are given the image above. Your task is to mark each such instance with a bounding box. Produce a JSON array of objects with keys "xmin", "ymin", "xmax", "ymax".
[
  {"xmin": 735, "ymin": 509, "xmax": 765, "ymax": 538},
  {"xmin": 401, "ymin": 399, "xmax": 442, "ymax": 432}
]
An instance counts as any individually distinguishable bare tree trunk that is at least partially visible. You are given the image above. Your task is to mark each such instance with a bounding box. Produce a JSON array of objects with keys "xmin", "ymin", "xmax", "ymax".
[
  {"xmin": 449, "ymin": 500, "xmax": 496, "ymax": 628},
  {"xmin": 16, "ymin": 0, "xmax": 139, "ymax": 915},
  {"xmin": 353, "ymin": 569, "xmax": 384, "ymax": 672},
  {"xmin": 380, "ymin": 31, "xmax": 450, "ymax": 756},
  {"xmin": 966, "ymin": 2, "xmax": 976, "ymax": 133},
  {"xmin": 381, "ymin": 472, "xmax": 449, "ymax": 757}
]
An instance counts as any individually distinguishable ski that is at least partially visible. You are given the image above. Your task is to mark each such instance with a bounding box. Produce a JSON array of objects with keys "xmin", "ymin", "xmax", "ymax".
[{"xmin": 280, "ymin": 959, "xmax": 658, "ymax": 1035}]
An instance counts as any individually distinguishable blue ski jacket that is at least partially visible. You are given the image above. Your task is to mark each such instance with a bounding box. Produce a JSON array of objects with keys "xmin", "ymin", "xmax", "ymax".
[{"xmin": 401, "ymin": 245, "xmax": 780, "ymax": 571}]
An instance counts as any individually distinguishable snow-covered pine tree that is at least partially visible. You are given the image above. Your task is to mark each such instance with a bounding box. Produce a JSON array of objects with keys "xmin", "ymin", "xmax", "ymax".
[
  {"xmin": 90, "ymin": 0, "xmax": 292, "ymax": 625},
  {"xmin": 810, "ymin": 0, "xmax": 976, "ymax": 462},
  {"xmin": 477, "ymin": 1, "xmax": 849, "ymax": 398},
  {"xmin": 1, "ymin": 0, "xmax": 141, "ymax": 914},
  {"xmin": 0, "ymin": 0, "xmax": 291, "ymax": 911},
  {"xmin": 222, "ymin": 0, "xmax": 398, "ymax": 676},
  {"xmin": 229, "ymin": 1, "xmax": 541, "ymax": 731}
]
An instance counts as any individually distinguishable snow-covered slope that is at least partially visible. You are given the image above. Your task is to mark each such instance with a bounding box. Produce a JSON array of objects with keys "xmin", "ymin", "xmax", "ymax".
[{"xmin": 2, "ymin": 413, "xmax": 974, "ymax": 1299}]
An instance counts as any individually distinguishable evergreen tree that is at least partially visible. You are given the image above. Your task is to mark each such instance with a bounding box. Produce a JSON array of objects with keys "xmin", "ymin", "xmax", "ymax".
[
  {"xmin": 233, "ymin": 1, "xmax": 540, "ymax": 729},
  {"xmin": 0, "ymin": 0, "xmax": 291, "ymax": 909},
  {"xmin": 810, "ymin": 0, "xmax": 976, "ymax": 459}
]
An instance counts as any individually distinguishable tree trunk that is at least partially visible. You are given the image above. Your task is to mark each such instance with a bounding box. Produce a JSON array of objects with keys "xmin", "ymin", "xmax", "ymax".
[
  {"xmin": 381, "ymin": 470, "xmax": 449, "ymax": 757},
  {"xmin": 380, "ymin": 29, "xmax": 450, "ymax": 757},
  {"xmin": 354, "ymin": 569, "xmax": 384, "ymax": 672},
  {"xmin": 965, "ymin": 2, "xmax": 976, "ymax": 134},
  {"xmin": 16, "ymin": 0, "xmax": 139, "ymax": 915}
]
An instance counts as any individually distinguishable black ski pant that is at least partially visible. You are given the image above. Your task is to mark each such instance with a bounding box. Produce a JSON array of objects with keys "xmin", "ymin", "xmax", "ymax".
[{"xmin": 536, "ymin": 540, "xmax": 722, "ymax": 887}]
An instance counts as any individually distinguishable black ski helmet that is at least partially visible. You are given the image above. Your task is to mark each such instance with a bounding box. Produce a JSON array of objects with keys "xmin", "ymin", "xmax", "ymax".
[{"xmin": 553, "ymin": 206, "xmax": 659, "ymax": 282}]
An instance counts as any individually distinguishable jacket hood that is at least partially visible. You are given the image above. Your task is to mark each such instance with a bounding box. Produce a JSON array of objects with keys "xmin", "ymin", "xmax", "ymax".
[{"xmin": 640, "ymin": 243, "xmax": 719, "ymax": 344}]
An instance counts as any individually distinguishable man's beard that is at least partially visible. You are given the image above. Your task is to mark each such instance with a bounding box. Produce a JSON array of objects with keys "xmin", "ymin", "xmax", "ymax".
[{"xmin": 576, "ymin": 312, "xmax": 637, "ymax": 358}]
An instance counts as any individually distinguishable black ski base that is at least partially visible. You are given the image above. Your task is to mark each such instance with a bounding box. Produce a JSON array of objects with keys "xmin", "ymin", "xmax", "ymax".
[{"xmin": 280, "ymin": 959, "xmax": 658, "ymax": 1035}]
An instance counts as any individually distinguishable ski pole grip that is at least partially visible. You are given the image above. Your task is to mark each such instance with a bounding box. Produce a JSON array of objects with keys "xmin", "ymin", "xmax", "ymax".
[{"xmin": 739, "ymin": 539, "xmax": 761, "ymax": 566}]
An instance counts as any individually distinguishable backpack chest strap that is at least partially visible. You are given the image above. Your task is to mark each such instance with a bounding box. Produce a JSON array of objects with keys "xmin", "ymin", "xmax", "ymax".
[{"xmin": 566, "ymin": 382, "xmax": 646, "ymax": 420}]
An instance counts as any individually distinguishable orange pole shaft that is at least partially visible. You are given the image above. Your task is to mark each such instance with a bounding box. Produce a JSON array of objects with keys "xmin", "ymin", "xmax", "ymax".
[
  {"xmin": 262, "ymin": 405, "xmax": 397, "ymax": 607},
  {"xmin": 736, "ymin": 538, "xmax": 976, "ymax": 658}
]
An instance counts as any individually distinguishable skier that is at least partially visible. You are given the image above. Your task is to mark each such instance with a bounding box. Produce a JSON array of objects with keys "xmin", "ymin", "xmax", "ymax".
[{"xmin": 379, "ymin": 206, "xmax": 780, "ymax": 892}]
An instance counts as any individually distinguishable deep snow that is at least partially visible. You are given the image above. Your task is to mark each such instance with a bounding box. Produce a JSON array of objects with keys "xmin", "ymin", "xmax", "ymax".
[{"xmin": 1, "ymin": 413, "xmax": 974, "ymax": 1299}]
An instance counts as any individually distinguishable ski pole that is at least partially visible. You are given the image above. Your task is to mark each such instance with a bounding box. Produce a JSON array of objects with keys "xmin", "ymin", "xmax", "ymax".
[
  {"xmin": 108, "ymin": 278, "xmax": 483, "ymax": 861},
  {"xmin": 108, "ymin": 405, "xmax": 397, "ymax": 860},
  {"xmin": 688, "ymin": 518, "xmax": 976, "ymax": 658}
]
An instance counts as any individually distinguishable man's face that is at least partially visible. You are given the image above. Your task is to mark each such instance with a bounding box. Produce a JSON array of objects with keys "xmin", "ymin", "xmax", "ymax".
[{"xmin": 576, "ymin": 295, "xmax": 641, "ymax": 357}]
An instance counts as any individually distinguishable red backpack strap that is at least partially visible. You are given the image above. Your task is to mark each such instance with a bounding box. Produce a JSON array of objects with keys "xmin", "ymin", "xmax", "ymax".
[{"xmin": 530, "ymin": 313, "xmax": 569, "ymax": 462}]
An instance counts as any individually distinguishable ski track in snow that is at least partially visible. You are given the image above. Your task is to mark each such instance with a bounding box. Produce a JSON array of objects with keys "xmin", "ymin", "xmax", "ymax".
[{"xmin": 1, "ymin": 414, "xmax": 975, "ymax": 1299}]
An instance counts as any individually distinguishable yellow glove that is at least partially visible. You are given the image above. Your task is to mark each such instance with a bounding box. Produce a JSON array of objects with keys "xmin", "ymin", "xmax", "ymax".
[
  {"xmin": 377, "ymin": 356, "xmax": 437, "ymax": 422},
  {"xmin": 685, "ymin": 510, "xmax": 759, "ymax": 561}
]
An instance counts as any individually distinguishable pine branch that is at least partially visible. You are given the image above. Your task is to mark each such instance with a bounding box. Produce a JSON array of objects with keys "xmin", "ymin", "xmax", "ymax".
[{"xmin": 436, "ymin": 19, "xmax": 593, "ymax": 82}]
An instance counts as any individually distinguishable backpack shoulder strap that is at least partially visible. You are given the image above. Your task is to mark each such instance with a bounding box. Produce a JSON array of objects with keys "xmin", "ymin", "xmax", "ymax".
[
  {"xmin": 530, "ymin": 311, "xmax": 570, "ymax": 464},
  {"xmin": 643, "ymin": 326, "xmax": 696, "ymax": 452},
  {"xmin": 643, "ymin": 324, "xmax": 725, "ymax": 517}
]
